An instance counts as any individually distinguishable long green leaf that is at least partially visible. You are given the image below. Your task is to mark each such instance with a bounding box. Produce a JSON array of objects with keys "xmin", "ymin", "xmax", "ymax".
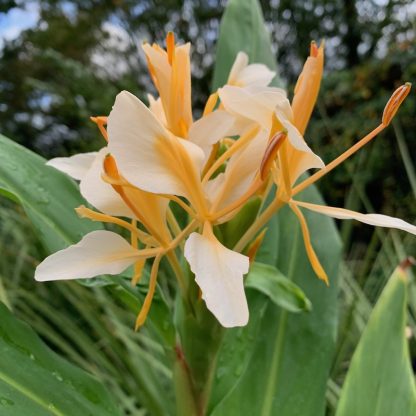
[
  {"xmin": 0, "ymin": 302, "xmax": 121, "ymax": 416},
  {"xmin": 211, "ymin": 0, "xmax": 282, "ymax": 90},
  {"xmin": 335, "ymin": 263, "xmax": 416, "ymax": 416},
  {"xmin": 0, "ymin": 134, "xmax": 101, "ymax": 253}
]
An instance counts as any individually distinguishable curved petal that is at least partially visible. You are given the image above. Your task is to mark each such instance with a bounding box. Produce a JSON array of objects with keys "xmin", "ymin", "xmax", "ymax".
[
  {"xmin": 219, "ymin": 85, "xmax": 288, "ymax": 129},
  {"xmin": 184, "ymin": 227, "xmax": 249, "ymax": 327},
  {"xmin": 80, "ymin": 148, "xmax": 135, "ymax": 218},
  {"xmin": 188, "ymin": 110, "xmax": 235, "ymax": 159},
  {"xmin": 228, "ymin": 52, "xmax": 249, "ymax": 85},
  {"xmin": 294, "ymin": 200, "xmax": 416, "ymax": 235},
  {"xmin": 107, "ymin": 90, "xmax": 204, "ymax": 199},
  {"xmin": 46, "ymin": 152, "xmax": 97, "ymax": 181},
  {"xmin": 228, "ymin": 52, "xmax": 275, "ymax": 87},
  {"xmin": 35, "ymin": 230, "xmax": 143, "ymax": 282}
]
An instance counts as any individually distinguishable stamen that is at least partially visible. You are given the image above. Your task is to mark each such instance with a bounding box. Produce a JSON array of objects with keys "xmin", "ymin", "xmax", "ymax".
[
  {"xmin": 293, "ymin": 83, "xmax": 411, "ymax": 197},
  {"xmin": 382, "ymin": 83, "xmax": 411, "ymax": 126},
  {"xmin": 290, "ymin": 202, "xmax": 329, "ymax": 285},
  {"xmin": 202, "ymin": 125, "xmax": 260, "ymax": 184},
  {"xmin": 160, "ymin": 194, "xmax": 197, "ymax": 219},
  {"xmin": 166, "ymin": 32, "xmax": 175, "ymax": 66},
  {"xmin": 90, "ymin": 116, "xmax": 108, "ymax": 142},
  {"xmin": 246, "ymin": 228, "xmax": 267, "ymax": 264},
  {"xmin": 203, "ymin": 92, "xmax": 219, "ymax": 116},
  {"xmin": 135, "ymin": 254, "xmax": 162, "ymax": 330},
  {"xmin": 212, "ymin": 176, "xmax": 263, "ymax": 221},
  {"xmin": 260, "ymin": 132, "xmax": 287, "ymax": 180},
  {"xmin": 75, "ymin": 205, "xmax": 154, "ymax": 244}
]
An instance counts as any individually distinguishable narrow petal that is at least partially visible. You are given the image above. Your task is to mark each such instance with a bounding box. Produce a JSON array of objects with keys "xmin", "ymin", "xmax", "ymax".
[
  {"xmin": 107, "ymin": 90, "xmax": 205, "ymax": 199},
  {"xmin": 80, "ymin": 148, "xmax": 135, "ymax": 218},
  {"xmin": 294, "ymin": 200, "xmax": 416, "ymax": 235},
  {"xmin": 289, "ymin": 202, "xmax": 329, "ymax": 284},
  {"xmin": 227, "ymin": 51, "xmax": 249, "ymax": 85},
  {"xmin": 46, "ymin": 152, "xmax": 97, "ymax": 181},
  {"xmin": 147, "ymin": 94, "xmax": 167, "ymax": 126},
  {"xmin": 184, "ymin": 227, "xmax": 249, "ymax": 327},
  {"xmin": 35, "ymin": 230, "xmax": 145, "ymax": 282}
]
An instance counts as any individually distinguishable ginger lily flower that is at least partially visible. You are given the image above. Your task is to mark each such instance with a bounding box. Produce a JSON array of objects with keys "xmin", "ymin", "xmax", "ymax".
[{"xmin": 107, "ymin": 89, "xmax": 267, "ymax": 327}]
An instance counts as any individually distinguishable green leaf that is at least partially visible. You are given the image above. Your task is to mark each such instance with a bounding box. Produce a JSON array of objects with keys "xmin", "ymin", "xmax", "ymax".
[
  {"xmin": 245, "ymin": 262, "xmax": 312, "ymax": 313},
  {"xmin": 0, "ymin": 302, "xmax": 121, "ymax": 416},
  {"xmin": 0, "ymin": 134, "xmax": 102, "ymax": 253},
  {"xmin": 335, "ymin": 264, "xmax": 416, "ymax": 416},
  {"xmin": 211, "ymin": 0, "xmax": 282, "ymax": 90}
]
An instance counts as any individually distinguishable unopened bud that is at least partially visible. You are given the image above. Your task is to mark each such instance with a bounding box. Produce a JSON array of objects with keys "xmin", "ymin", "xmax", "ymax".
[
  {"xmin": 310, "ymin": 41, "xmax": 319, "ymax": 58},
  {"xmin": 382, "ymin": 83, "xmax": 411, "ymax": 126},
  {"xmin": 260, "ymin": 132, "xmax": 287, "ymax": 180},
  {"xmin": 166, "ymin": 32, "xmax": 175, "ymax": 65}
]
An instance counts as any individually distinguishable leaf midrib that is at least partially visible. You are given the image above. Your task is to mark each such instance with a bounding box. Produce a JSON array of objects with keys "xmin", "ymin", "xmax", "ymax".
[{"xmin": 0, "ymin": 369, "xmax": 65, "ymax": 416}]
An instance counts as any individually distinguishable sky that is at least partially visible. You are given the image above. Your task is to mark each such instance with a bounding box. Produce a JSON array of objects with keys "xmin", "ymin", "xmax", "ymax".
[{"xmin": 0, "ymin": 2, "xmax": 39, "ymax": 48}]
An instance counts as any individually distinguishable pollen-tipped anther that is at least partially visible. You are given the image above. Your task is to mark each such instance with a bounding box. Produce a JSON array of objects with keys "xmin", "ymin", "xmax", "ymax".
[
  {"xmin": 260, "ymin": 131, "xmax": 287, "ymax": 180},
  {"xmin": 382, "ymin": 82, "xmax": 411, "ymax": 126}
]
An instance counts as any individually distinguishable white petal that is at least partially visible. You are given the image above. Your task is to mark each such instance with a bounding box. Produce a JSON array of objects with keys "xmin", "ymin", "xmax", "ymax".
[
  {"xmin": 47, "ymin": 152, "xmax": 97, "ymax": 181},
  {"xmin": 235, "ymin": 64, "xmax": 276, "ymax": 87},
  {"xmin": 107, "ymin": 90, "xmax": 204, "ymax": 197},
  {"xmin": 219, "ymin": 85, "xmax": 287, "ymax": 129},
  {"xmin": 228, "ymin": 52, "xmax": 249, "ymax": 85},
  {"xmin": 188, "ymin": 110, "xmax": 235, "ymax": 159},
  {"xmin": 147, "ymin": 94, "xmax": 167, "ymax": 126},
  {"xmin": 35, "ymin": 230, "xmax": 142, "ymax": 281},
  {"xmin": 294, "ymin": 201, "xmax": 416, "ymax": 235},
  {"xmin": 228, "ymin": 52, "xmax": 275, "ymax": 87},
  {"xmin": 80, "ymin": 148, "xmax": 135, "ymax": 218},
  {"xmin": 184, "ymin": 229, "xmax": 249, "ymax": 327}
]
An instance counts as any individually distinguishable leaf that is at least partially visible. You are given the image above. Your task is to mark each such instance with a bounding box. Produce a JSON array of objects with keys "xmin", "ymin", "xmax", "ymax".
[
  {"xmin": 335, "ymin": 263, "xmax": 416, "ymax": 416},
  {"xmin": 245, "ymin": 262, "xmax": 312, "ymax": 313},
  {"xmin": 211, "ymin": 0, "xmax": 282, "ymax": 90},
  {"xmin": 0, "ymin": 302, "xmax": 121, "ymax": 416},
  {"xmin": 0, "ymin": 134, "xmax": 102, "ymax": 253}
]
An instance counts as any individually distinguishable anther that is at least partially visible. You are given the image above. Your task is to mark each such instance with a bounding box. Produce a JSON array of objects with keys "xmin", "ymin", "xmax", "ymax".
[
  {"xmin": 382, "ymin": 83, "xmax": 411, "ymax": 126},
  {"xmin": 260, "ymin": 131, "xmax": 287, "ymax": 181}
]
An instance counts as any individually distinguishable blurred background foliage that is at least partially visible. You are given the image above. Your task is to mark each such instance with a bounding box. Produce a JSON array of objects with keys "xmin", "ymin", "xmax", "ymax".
[{"xmin": 0, "ymin": 0, "xmax": 415, "ymax": 414}]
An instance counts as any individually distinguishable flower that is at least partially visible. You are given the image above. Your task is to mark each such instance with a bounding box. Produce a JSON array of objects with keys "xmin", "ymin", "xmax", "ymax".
[
  {"xmin": 36, "ymin": 34, "xmax": 276, "ymax": 328},
  {"xmin": 36, "ymin": 33, "xmax": 415, "ymax": 330}
]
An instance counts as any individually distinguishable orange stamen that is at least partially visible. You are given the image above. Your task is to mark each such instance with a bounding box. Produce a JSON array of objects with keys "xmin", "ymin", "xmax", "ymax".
[
  {"xmin": 90, "ymin": 116, "xmax": 108, "ymax": 142},
  {"xmin": 135, "ymin": 254, "xmax": 162, "ymax": 330},
  {"xmin": 260, "ymin": 132, "xmax": 287, "ymax": 180},
  {"xmin": 203, "ymin": 92, "xmax": 219, "ymax": 116},
  {"xmin": 293, "ymin": 83, "xmax": 411, "ymax": 197},
  {"xmin": 246, "ymin": 228, "xmax": 267, "ymax": 264},
  {"xmin": 382, "ymin": 82, "xmax": 411, "ymax": 126}
]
